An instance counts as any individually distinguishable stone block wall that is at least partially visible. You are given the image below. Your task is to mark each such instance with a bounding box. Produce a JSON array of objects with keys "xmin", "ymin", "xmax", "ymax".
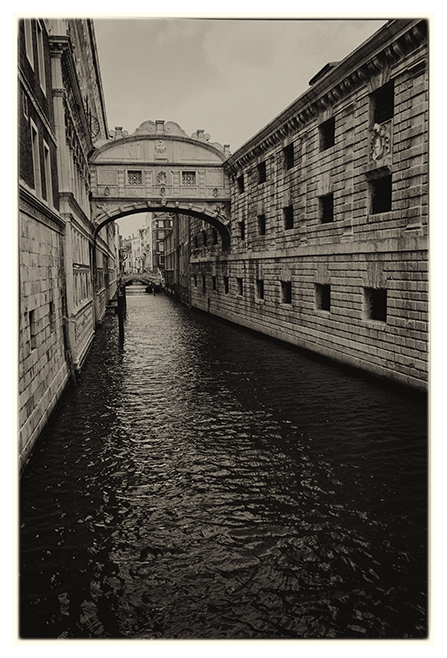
[
  {"xmin": 18, "ymin": 203, "xmax": 70, "ymax": 467},
  {"xmin": 189, "ymin": 20, "xmax": 428, "ymax": 391}
]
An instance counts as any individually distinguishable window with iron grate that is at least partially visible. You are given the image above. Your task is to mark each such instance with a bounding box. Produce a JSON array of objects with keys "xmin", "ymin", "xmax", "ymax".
[
  {"xmin": 182, "ymin": 171, "xmax": 196, "ymax": 186},
  {"xmin": 127, "ymin": 170, "xmax": 142, "ymax": 185},
  {"xmin": 256, "ymin": 279, "xmax": 265, "ymax": 299},
  {"xmin": 257, "ymin": 161, "xmax": 266, "ymax": 184},
  {"xmin": 257, "ymin": 214, "xmax": 266, "ymax": 235}
]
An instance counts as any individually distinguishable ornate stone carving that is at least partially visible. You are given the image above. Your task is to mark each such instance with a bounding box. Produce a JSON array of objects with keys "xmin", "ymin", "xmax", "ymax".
[
  {"xmin": 155, "ymin": 140, "xmax": 167, "ymax": 155},
  {"xmin": 109, "ymin": 127, "xmax": 129, "ymax": 140},
  {"xmin": 371, "ymin": 122, "xmax": 391, "ymax": 162}
]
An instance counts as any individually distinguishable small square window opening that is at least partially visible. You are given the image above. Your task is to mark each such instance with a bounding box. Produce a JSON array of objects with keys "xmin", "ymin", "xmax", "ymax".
[
  {"xmin": 315, "ymin": 284, "xmax": 331, "ymax": 311},
  {"xmin": 371, "ymin": 175, "xmax": 392, "ymax": 214},
  {"xmin": 283, "ymin": 205, "xmax": 294, "ymax": 230},
  {"xmin": 364, "ymin": 287, "xmax": 387, "ymax": 322},
  {"xmin": 320, "ymin": 193, "xmax": 334, "ymax": 224},
  {"xmin": 281, "ymin": 281, "xmax": 292, "ymax": 304},
  {"xmin": 284, "ymin": 144, "xmax": 294, "ymax": 170},
  {"xmin": 373, "ymin": 81, "xmax": 394, "ymax": 124},
  {"xmin": 320, "ymin": 117, "xmax": 335, "ymax": 151}
]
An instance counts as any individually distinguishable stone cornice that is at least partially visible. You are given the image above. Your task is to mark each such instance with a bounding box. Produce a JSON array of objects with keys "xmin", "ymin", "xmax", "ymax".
[
  {"xmin": 225, "ymin": 19, "xmax": 427, "ymax": 175},
  {"xmin": 19, "ymin": 183, "xmax": 65, "ymax": 231},
  {"xmin": 58, "ymin": 191, "xmax": 92, "ymax": 228}
]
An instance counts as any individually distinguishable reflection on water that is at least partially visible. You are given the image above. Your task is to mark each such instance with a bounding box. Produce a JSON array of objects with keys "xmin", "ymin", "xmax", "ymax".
[{"xmin": 20, "ymin": 293, "xmax": 428, "ymax": 639}]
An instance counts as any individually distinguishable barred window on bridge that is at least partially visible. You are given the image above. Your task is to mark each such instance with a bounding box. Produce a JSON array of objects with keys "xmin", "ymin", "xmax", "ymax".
[{"xmin": 127, "ymin": 170, "xmax": 142, "ymax": 185}]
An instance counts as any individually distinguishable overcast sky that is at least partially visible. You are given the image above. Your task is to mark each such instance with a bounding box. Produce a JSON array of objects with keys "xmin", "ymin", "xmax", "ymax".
[{"xmin": 93, "ymin": 17, "xmax": 387, "ymax": 237}]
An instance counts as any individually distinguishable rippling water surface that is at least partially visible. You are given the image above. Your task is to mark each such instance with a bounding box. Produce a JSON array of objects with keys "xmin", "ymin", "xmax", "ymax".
[{"xmin": 20, "ymin": 292, "xmax": 428, "ymax": 639}]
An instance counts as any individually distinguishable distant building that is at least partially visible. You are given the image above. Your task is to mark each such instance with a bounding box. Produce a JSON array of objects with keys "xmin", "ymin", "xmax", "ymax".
[
  {"xmin": 120, "ymin": 237, "xmax": 132, "ymax": 273},
  {"xmin": 164, "ymin": 214, "xmax": 190, "ymax": 303},
  {"xmin": 152, "ymin": 213, "xmax": 173, "ymax": 271}
]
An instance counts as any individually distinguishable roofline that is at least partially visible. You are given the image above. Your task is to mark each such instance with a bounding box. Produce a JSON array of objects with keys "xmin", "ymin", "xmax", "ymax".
[
  {"xmin": 89, "ymin": 132, "xmax": 229, "ymax": 163},
  {"xmin": 226, "ymin": 18, "xmax": 427, "ymax": 170}
]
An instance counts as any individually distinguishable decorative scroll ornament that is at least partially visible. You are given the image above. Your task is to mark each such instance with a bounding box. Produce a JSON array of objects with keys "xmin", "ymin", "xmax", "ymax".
[
  {"xmin": 213, "ymin": 187, "xmax": 219, "ymax": 197},
  {"xmin": 157, "ymin": 171, "xmax": 167, "ymax": 185},
  {"xmin": 371, "ymin": 122, "xmax": 390, "ymax": 161}
]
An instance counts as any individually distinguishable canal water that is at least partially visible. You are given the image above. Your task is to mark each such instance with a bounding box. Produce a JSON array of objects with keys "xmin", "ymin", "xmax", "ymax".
[{"xmin": 19, "ymin": 291, "xmax": 428, "ymax": 640}]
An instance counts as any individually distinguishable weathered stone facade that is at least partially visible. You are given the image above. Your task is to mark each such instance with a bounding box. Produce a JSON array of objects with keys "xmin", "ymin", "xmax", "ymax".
[
  {"xmin": 18, "ymin": 18, "xmax": 118, "ymax": 470},
  {"xmin": 189, "ymin": 19, "xmax": 428, "ymax": 390}
]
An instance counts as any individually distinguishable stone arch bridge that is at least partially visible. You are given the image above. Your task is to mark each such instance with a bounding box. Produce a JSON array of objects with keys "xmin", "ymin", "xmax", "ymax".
[
  {"xmin": 89, "ymin": 120, "xmax": 232, "ymax": 250},
  {"xmin": 121, "ymin": 273, "xmax": 161, "ymax": 287}
]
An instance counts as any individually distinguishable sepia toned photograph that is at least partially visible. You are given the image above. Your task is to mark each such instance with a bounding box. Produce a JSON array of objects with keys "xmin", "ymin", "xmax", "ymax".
[{"xmin": 16, "ymin": 12, "xmax": 429, "ymax": 643}]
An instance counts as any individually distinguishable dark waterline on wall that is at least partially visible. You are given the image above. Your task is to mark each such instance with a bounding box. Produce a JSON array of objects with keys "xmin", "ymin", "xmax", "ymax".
[{"xmin": 19, "ymin": 293, "xmax": 428, "ymax": 640}]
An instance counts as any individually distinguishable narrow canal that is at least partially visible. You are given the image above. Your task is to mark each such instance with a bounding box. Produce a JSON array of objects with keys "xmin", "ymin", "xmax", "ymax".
[{"xmin": 19, "ymin": 291, "xmax": 428, "ymax": 640}]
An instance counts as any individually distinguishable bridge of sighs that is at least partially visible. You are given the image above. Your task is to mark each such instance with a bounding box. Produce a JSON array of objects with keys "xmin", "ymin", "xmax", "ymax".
[{"xmin": 89, "ymin": 120, "xmax": 232, "ymax": 250}]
